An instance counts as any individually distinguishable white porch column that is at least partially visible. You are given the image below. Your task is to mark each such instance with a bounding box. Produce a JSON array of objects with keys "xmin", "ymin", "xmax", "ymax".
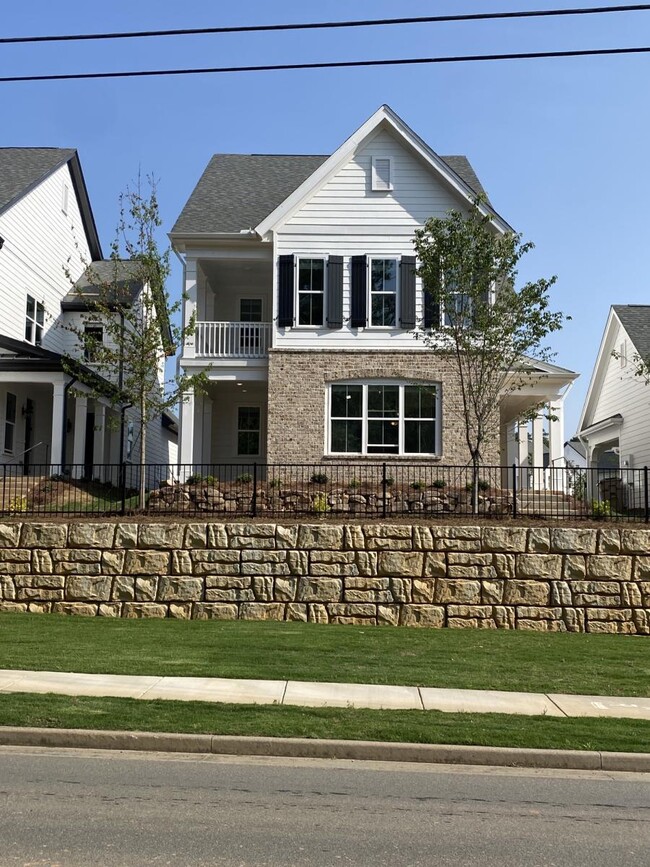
[
  {"xmin": 504, "ymin": 420, "xmax": 517, "ymax": 489},
  {"xmin": 194, "ymin": 393, "xmax": 204, "ymax": 469},
  {"xmin": 202, "ymin": 394, "xmax": 213, "ymax": 468},
  {"xmin": 183, "ymin": 259, "xmax": 197, "ymax": 360},
  {"xmin": 548, "ymin": 399, "xmax": 566, "ymax": 491},
  {"xmin": 72, "ymin": 396, "xmax": 88, "ymax": 479},
  {"xmin": 531, "ymin": 413, "xmax": 545, "ymax": 490},
  {"xmin": 179, "ymin": 388, "xmax": 195, "ymax": 478},
  {"xmin": 517, "ymin": 421, "xmax": 529, "ymax": 489},
  {"xmin": 50, "ymin": 382, "xmax": 65, "ymax": 475},
  {"xmin": 93, "ymin": 402, "xmax": 107, "ymax": 482}
]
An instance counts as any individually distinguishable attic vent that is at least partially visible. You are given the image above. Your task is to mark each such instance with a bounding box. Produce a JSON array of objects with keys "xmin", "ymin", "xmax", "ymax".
[{"xmin": 372, "ymin": 157, "xmax": 392, "ymax": 191}]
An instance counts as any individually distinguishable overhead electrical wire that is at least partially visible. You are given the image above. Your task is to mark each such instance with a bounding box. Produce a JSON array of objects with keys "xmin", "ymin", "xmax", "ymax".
[
  {"xmin": 2, "ymin": 46, "xmax": 650, "ymax": 84},
  {"xmin": 1, "ymin": 4, "xmax": 650, "ymax": 45}
]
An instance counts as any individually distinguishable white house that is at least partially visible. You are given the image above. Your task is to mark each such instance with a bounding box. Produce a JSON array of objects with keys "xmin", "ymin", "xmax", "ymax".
[
  {"xmin": 171, "ymin": 105, "xmax": 575, "ymax": 480},
  {"xmin": 578, "ymin": 305, "xmax": 650, "ymax": 508},
  {"xmin": 0, "ymin": 148, "xmax": 177, "ymax": 480}
]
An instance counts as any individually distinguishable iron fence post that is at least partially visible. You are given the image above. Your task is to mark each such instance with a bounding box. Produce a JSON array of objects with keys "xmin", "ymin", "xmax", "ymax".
[
  {"xmin": 252, "ymin": 462, "xmax": 258, "ymax": 518},
  {"xmin": 512, "ymin": 463, "xmax": 518, "ymax": 519},
  {"xmin": 120, "ymin": 462, "xmax": 127, "ymax": 517},
  {"xmin": 644, "ymin": 466, "xmax": 649, "ymax": 524},
  {"xmin": 381, "ymin": 462, "xmax": 387, "ymax": 519}
]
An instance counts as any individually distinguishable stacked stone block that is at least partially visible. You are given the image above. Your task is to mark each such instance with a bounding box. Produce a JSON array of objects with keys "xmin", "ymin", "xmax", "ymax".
[{"xmin": 0, "ymin": 521, "xmax": 649, "ymax": 633}]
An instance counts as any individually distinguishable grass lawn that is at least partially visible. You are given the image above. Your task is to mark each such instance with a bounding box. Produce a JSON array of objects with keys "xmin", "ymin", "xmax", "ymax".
[
  {"xmin": 0, "ymin": 693, "xmax": 648, "ymax": 754},
  {"xmin": 0, "ymin": 613, "xmax": 648, "ymax": 697}
]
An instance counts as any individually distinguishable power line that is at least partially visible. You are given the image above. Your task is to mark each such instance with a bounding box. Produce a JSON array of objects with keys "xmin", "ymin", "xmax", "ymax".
[
  {"xmin": 2, "ymin": 5, "xmax": 650, "ymax": 45},
  {"xmin": 1, "ymin": 46, "xmax": 650, "ymax": 83}
]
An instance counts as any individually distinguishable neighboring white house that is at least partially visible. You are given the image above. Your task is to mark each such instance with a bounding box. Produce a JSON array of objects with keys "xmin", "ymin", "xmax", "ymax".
[
  {"xmin": 0, "ymin": 148, "xmax": 177, "ymax": 477},
  {"xmin": 171, "ymin": 105, "xmax": 576, "ymax": 479},
  {"xmin": 578, "ymin": 305, "xmax": 650, "ymax": 507}
]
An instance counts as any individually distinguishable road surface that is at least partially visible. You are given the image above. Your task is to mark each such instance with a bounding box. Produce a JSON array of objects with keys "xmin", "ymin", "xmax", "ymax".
[{"xmin": 0, "ymin": 747, "xmax": 648, "ymax": 866}]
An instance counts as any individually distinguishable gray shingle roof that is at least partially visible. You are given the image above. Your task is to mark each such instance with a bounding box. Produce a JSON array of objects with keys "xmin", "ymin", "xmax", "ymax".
[
  {"xmin": 171, "ymin": 153, "xmax": 488, "ymax": 236},
  {"xmin": 614, "ymin": 305, "xmax": 650, "ymax": 360},
  {"xmin": 63, "ymin": 259, "xmax": 144, "ymax": 307},
  {"xmin": 0, "ymin": 147, "xmax": 76, "ymax": 215}
]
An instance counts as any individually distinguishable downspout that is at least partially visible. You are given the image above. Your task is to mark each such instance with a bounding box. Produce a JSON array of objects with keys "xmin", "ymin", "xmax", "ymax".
[{"xmin": 61, "ymin": 375, "xmax": 77, "ymax": 472}]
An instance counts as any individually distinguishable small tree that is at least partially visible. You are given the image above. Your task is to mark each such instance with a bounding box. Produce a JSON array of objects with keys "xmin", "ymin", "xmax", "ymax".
[
  {"xmin": 413, "ymin": 199, "xmax": 567, "ymax": 509},
  {"xmin": 63, "ymin": 175, "xmax": 207, "ymax": 508}
]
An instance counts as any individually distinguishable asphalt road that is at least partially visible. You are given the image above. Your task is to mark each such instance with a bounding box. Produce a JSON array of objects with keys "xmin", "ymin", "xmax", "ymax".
[{"xmin": 0, "ymin": 747, "xmax": 648, "ymax": 866}]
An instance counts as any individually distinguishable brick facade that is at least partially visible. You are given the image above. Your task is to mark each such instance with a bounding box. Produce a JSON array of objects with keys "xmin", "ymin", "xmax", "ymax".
[{"xmin": 266, "ymin": 349, "xmax": 500, "ymax": 466}]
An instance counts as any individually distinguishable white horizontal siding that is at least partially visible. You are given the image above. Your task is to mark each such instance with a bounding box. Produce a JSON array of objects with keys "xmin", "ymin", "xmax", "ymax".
[
  {"xmin": 0, "ymin": 163, "xmax": 91, "ymax": 353},
  {"xmin": 588, "ymin": 322, "xmax": 650, "ymax": 467},
  {"xmin": 285, "ymin": 128, "xmax": 466, "ymax": 228},
  {"xmin": 275, "ymin": 128, "xmax": 471, "ymax": 350}
]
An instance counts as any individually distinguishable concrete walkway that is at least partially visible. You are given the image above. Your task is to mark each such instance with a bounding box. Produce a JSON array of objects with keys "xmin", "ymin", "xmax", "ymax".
[{"xmin": 1, "ymin": 668, "xmax": 650, "ymax": 720}]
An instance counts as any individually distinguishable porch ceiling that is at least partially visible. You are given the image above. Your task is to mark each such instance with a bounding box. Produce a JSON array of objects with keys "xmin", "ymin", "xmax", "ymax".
[{"xmin": 201, "ymin": 258, "xmax": 271, "ymax": 293}]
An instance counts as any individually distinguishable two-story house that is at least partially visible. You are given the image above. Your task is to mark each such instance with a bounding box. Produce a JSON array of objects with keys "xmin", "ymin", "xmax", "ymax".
[
  {"xmin": 171, "ymin": 105, "xmax": 575, "ymax": 480},
  {"xmin": 0, "ymin": 148, "xmax": 177, "ymax": 480}
]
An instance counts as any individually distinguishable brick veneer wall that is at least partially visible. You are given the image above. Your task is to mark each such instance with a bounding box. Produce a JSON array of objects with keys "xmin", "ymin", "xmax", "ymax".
[
  {"xmin": 266, "ymin": 349, "xmax": 500, "ymax": 466},
  {"xmin": 1, "ymin": 521, "xmax": 649, "ymax": 633}
]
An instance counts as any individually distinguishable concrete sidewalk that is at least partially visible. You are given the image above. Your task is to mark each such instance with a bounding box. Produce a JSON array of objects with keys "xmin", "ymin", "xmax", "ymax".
[{"xmin": 1, "ymin": 668, "xmax": 650, "ymax": 720}]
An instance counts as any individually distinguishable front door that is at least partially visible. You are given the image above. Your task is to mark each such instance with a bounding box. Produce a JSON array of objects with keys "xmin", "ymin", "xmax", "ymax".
[{"xmin": 23, "ymin": 398, "xmax": 34, "ymax": 475}]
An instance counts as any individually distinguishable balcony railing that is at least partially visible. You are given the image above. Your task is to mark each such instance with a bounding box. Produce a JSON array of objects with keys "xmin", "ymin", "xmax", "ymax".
[{"xmin": 194, "ymin": 321, "xmax": 271, "ymax": 359}]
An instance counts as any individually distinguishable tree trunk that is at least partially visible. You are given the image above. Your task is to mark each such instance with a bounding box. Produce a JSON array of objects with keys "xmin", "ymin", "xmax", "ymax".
[{"xmin": 139, "ymin": 397, "xmax": 147, "ymax": 511}]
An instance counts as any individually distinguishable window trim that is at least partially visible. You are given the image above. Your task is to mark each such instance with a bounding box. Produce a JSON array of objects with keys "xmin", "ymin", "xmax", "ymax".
[
  {"xmin": 368, "ymin": 257, "xmax": 399, "ymax": 329},
  {"xmin": 327, "ymin": 380, "xmax": 441, "ymax": 457},
  {"xmin": 25, "ymin": 294, "xmax": 45, "ymax": 346},
  {"xmin": 236, "ymin": 404, "xmax": 262, "ymax": 458},
  {"xmin": 295, "ymin": 256, "xmax": 326, "ymax": 329},
  {"xmin": 371, "ymin": 156, "xmax": 393, "ymax": 191},
  {"xmin": 83, "ymin": 323, "xmax": 104, "ymax": 363}
]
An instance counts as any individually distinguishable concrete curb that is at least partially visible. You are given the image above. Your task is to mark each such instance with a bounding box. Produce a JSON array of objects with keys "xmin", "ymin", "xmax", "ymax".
[{"xmin": 0, "ymin": 727, "xmax": 648, "ymax": 772}]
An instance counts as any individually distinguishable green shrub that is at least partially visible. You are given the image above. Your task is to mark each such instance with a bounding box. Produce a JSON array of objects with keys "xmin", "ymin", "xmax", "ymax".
[
  {"xmin": 466, "ymin": 478, "xmax": 491, "ymax": 492},
  {"xmin": 310, "ymin": 472, "xmax": 328, "ymax": 484},
  {"xmin": 268, "ymin": 478, "xmax": 281, "ymax": 489},
  {"xmin": 312, "ymin": 492, "xmax": 329, "ymax": 513},
  {"xmin": 432, "ymin": 479, "xmax": 447, "ymax": 489},
  {"xmin": 186, "ymin": 473, "xmax": 202, "ymax": 485},
  {"xmin": 411, "ymin": 480, "xmax": 425, "ymax": 491},
  {"xmin": 591, "ymin": 499, "xmax": 612, "ymax": 519},
  {"xmin": 348, "ymin": 478, "xmax": 361, "ymax": 490},
  {"xmin": 236, "ymin": 473, "xmax": 253, "ymax": 484}
]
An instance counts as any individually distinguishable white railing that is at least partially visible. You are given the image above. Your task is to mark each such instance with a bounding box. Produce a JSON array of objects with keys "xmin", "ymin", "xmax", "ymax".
[{"xmin": 194, "ymin": 321, "xmax": 272, "ymax": 359}]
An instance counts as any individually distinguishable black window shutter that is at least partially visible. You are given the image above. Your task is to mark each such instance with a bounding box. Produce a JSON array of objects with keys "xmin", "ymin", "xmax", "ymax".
[
  {"xmin": 423, "ymin": 281, "xmax": 441, "ymax": 329},
  {"xmin": 399, "ymin": 256, "xmax": 416, "ymax": 329},
  {"xmin": 277, "ymin": 255, "xmax": 294, "ymax": 327},
  {"xmin": 350, "ymin": 255, "xmax": 367, "ymax": 328},
  {"xmin": 327, "ymin": 256, "xmax": 343, "ymax": 328}
]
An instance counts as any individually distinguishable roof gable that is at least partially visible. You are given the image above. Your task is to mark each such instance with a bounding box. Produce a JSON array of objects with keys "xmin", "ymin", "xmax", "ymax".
[
  {"xmin": 0, "ymin": 147, "xmax": 102, "ymax": 260},
  {"xmin": 612, "ymin": 305, "xmax": 650, "ymax": 360},
  {"xmin": 256, "ymin": 105, "xmax": 512, "ymax": 237}
]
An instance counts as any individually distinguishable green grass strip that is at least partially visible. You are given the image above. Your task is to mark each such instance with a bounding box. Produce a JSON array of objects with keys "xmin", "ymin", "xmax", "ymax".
[
  {"xmin": 0, "ymin": 613, "xmax": 648, "ymax": 697},
  {"xmin": 0, "ymin": 693, "xmax": 648, "ymax": 754}
]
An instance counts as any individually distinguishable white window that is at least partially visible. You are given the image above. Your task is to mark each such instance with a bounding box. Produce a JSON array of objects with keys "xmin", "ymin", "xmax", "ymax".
[
  {"xmin": 3, "ymin": 392, "xmax": 16, "ymax": 455},
  {"xmin": 83, "ymin": 324, "xmax": 103, "ymax": 362},
  {"xmin": 329, "ymin": 382, "xmax": 439, "ymax": 456},
  {"xmin": 619, "ymin": 341, "xmax": 627, "ymax": 368},
  {"xmin": 371, "ymin": 156, "xmax": 393, "ymax": 191},
  {"xmin": 62, "ymin": 183, "xmax": 69, "ymax": 215},
  {"xmin": 297, "ymin": 258, "xmax": 325, "ymax": 326},
  {"xmin": 370, "ymin": 259, "xmax": 397, "ymax": 327},
  {"xmin": 25, "ymin": 295, "xmax": 44, "ymax": 345},
  {"xmin": 237, "ymin": 406, "xmax": 261, "ymax": 456}
]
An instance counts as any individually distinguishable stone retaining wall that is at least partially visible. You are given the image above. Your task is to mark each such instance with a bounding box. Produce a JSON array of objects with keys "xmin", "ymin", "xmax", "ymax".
[{"xmin": 1, "ymin": 522, "xmax": 649, "ymax": 633}]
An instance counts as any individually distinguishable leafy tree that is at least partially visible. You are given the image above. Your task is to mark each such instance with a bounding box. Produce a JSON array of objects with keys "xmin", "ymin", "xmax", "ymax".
[
  {"xmin": 62, "ymin": 175, "xmax": 207, "ymax": 507},
  {"xmin": 413, "ymin": 198, "xmax": 567, "ymax": 510}
]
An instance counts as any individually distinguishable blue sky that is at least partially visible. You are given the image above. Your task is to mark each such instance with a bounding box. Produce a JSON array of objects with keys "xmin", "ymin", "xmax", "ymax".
[{"xmin": 3, "ymin": 1, "xmax": 649, "ymax": 436}]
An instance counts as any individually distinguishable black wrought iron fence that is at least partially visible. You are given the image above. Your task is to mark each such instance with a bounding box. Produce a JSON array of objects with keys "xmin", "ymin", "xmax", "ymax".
[{"xmin": 0, "ymin": 461, "xmax": 648, "ymax": 522}]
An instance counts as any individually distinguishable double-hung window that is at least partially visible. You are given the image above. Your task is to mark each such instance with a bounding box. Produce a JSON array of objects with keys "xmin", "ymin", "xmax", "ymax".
[
  {"xmin": 3, "ymin": 392, "xmax": 16, "ymax": 455},
  {"xmin": 237, "ymin": 406, "xmax": 261, "ymax": 456},
  {"xmin": 25, "ymin": 295, "xmax": 44, "ymax": 345},
  {"xmin": 297, "ymin": 258, "xmax": 325, "ymax": 326},
  {"xmin": 329, "ymin": 382, "xmax": 439, "ymax": 456},
  {"xmin": 370, "ymin": 259, "xmax": 397, "ymax": 327},
  {"xmin": 83, "ymin": 324, "xmax": 104, "ymax": 362}
]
